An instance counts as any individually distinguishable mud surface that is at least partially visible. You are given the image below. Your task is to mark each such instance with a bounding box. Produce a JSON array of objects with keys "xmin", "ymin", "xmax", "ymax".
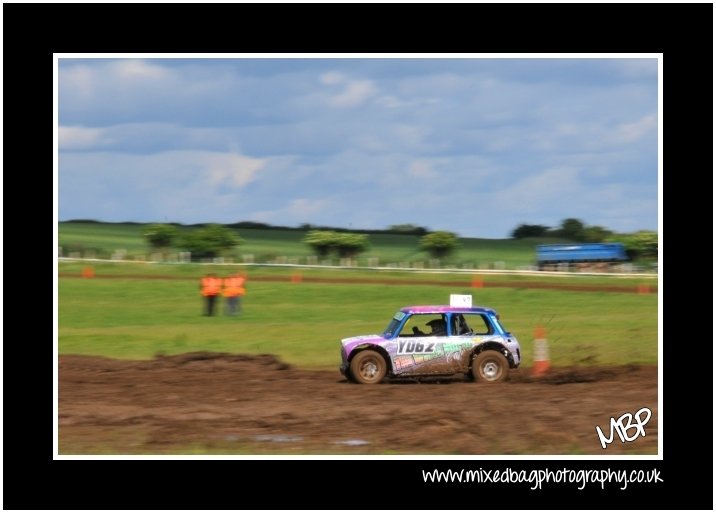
[{"xmin": 59, "ymin": 353, "xmax": 658, "ymax": 455}]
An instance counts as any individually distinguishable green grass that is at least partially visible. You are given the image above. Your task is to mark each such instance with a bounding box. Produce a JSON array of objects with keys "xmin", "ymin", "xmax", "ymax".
[
  {"xmin": 57, "ymin": 259, "xmax": 659, "ymax": 287},
  {"xmin": 59, "ymin": 222, "xmax": 153, "ymax": 253},
  {"xmin": 58, "ymin": 262, "xmax": 658, "ymax": 368}
]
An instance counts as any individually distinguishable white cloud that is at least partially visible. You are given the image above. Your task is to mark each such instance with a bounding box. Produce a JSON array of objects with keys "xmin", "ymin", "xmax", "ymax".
[
  {"xmin": 319, "ymin": 71, "xmax": 345, "ymax": 85},
  {"xmin": 595, "ymin": 194, "xmax": 657, "ymax": 233},
  {"xmin": 60, "ymin": 150, "xmax": 266, "ymax": 194},
  {"xmin": 60, "ymin": 60, "xmax": 173, "ymax": 110},
  {"xmin": 526, "ymin": 111, "xmax": 656, "ymax": 155},
  {"xmin": 614, "ymin": 113, "xmax": 657, "ymax": 142},
  {"xmin": 320, "ymin": 72, "xmax": 377, "ymax": 108},
  {"xmin": 351, "ymin": 134, "xmax": 389, "ymax": 153},
  {"xmin": 59, "ymin": 63, "xmax": 95, "ymax": 97},
  {"xmin": 376, "ymin": 95, "xmax": 405, "ymax": 108},
  {"xmin": 493, "ymin": 167, "xmax": 582, "ymax": 213},
  {"xmin": 612, "ymin": 59, "xmax": 658, "ymax": 79},
  {"xmin": 394, "ymin": 124, "xmax": 430, "ymax": 148},
  {"xmin": 286, "ymin": 198, "xmax": 329, "ymax": 217},
  {"xmin": 408, "ymin": 160, "xmax": 436, "ymax": 179},
  {"xmin": 59, "ymin": 149, "xmax": 269, "ymax": 223},
  {"xmin": 58, "ymin": 126, "xmax": 107, "ymax": 150},
  {"xmin": 204, "ymin": 153, "xmax": 265, "ymax": 188},
  {"xmin": 110, "ymin": 59, "xmax": 169, "ymax": 81},
  {"xmin": 251, "ymin": 197, "xmax": 331, "ymax": 224},
  {"xmin": 556, "ymin": 123, "xmax": 582, "ymax": 136},
  {"xmin": 327, "ymin": 79, "xmax": 377, "ymax": 108},
  {"xmin": 376, "ymin": 95, "xmax": 444, "ymax": 109}
]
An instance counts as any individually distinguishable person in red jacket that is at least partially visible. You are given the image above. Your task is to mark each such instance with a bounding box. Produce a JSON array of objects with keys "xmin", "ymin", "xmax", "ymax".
[{"xmin": 200, "ymin": 272, "xmax": 222, "ymax": 316}]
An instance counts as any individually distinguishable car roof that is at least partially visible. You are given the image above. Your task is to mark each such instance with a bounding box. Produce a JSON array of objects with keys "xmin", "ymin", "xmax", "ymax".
[{"xmin": 400, "ymin": 305, "xmax": 497, "ymax": 315}]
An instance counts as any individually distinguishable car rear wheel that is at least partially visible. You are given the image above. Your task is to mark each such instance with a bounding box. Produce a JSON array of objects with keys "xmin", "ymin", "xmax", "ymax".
[
  {"xmin": 350, "ymin": 350, "xmax": 386, "ymax": 384},
  {"xmin": 472, "ymin": 351, "xmax": 509, "ymax": 383}
]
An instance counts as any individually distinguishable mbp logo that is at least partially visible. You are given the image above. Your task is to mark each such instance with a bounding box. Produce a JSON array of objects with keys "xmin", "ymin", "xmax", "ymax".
[{"xmin": 595, "ymin": 407, "xmax": 652, "ymax": 449}]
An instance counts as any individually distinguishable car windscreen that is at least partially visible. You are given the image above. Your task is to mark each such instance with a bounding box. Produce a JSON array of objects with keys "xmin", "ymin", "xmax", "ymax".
[{"xmin": 383, "ymin": 311, "xmax": 406, "ymax": 337}]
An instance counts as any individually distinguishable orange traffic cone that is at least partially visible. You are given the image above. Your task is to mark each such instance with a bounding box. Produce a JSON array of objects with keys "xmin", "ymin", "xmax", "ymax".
[
  {"xmin": 82, "ymin": 266, "xmax": 95, "ymax": 278},
  {"xmin": 532, "ymin": 325, "xmax": 550, "ymax": 377},
  {"xmin": 637, "ymin": 284, "xmax": 650, "ymax": 295},
  {"xmin": 290, "ymin": 273, "xmax": 303, "ymax": 283},
  {"xmin": 471, "ymin": 276, "xmax": 484, "ymax": 288}
]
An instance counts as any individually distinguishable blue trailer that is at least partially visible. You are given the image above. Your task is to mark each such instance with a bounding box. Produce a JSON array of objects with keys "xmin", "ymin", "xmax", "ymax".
[{"xmin": 536, "ymin": 243, "xmax": 627, "ymax": 270}]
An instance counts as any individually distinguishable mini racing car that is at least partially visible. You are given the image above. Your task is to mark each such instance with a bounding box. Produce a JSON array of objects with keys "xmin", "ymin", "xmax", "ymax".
[{"xmin": 340, "ymin": 297, "xmax": 521, "ymax": 384}]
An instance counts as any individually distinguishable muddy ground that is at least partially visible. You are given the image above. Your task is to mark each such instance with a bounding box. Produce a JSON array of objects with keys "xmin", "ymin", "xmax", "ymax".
[{"xmin": 59, "ymin": 353, "xmax": 658, "ymax": 455}]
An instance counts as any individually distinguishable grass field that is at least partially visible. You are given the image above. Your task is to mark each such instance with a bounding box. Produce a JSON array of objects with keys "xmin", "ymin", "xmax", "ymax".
[
  {"xmin": 58, "ymin": 261, "xmax": 658, "ymax": 368},
  {"xmin": 58, "ymin": 221, "xmax": 583, "ymax": 269}
]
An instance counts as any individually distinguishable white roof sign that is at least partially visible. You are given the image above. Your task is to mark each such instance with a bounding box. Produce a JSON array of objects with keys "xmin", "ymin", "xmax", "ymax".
[{"xmin": 449, "ymin": 294, "xmax": 472, "ymax": 308}]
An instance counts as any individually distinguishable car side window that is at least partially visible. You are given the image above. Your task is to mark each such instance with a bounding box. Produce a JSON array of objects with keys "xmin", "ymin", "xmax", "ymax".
[
  {"xmin": 462, "ymin": 314, "xmax": 493, "ymax": 335},
  {"xmin": 398, "ymin": 314, "xmax": 446, "ymax": 337},
  {"xmin": 452, "ymin": 314, "xmax": 471, "ymax": 336}
]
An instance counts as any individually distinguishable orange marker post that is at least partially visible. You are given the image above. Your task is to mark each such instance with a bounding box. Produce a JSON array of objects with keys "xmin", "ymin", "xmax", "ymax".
[
  {"xmin": 82, "ymin": 266, "xmax": 95, "ymax": 278},
  {"xmin": 637, "ymin": 284, "xmax": 650, "ymax": 295},
  {"xmin": 290, "ymin": 273, "xmax": 303, "ymax": 284},
  {"xmin": 471, "ymin": 276, "xmax": 484, "ymax": 288},
  {"xmin": 532, "ymin": 325, "xmax": 550, "ymax": 377}
]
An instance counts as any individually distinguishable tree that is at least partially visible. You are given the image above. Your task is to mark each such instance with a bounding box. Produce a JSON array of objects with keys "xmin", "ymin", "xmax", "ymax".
[
  {"xmin": 142, "ymin": 223, "xmax": 178, "ymax": 249},
  {"xmin": 303, "ymin": 230, "xmax": 370, "ymax": 258},
  {"xmin": 582, "ymin": 225, "xmax": 613, "ymax": 243},
  {"xmin": 510, "ymin": 224, "xmax": 550, "ymax": 239},
  {"xmin": 557, "ymin": 218, "xmax": 586, "ymax": 241},
  {"xmin": 419, "ymin": 231, "xmax": 459, "ymax": 259},
  {"xmin": 303, "ymin": 230, "xmax": 336, "ymax": 257},
  {"xmin": 333, "ymin": 233, "xmax": 370, "ymax": 258},
  {"xmin": 179, "ymin": 224, "xmax": 243, "ymax": 259},
  {"xmin": 631, "ymin": 230, "xmax": 658, "ymax": 258},
  {"xmin": 611, "ymin": 231, "xmax": 658, "ymax": 261}
]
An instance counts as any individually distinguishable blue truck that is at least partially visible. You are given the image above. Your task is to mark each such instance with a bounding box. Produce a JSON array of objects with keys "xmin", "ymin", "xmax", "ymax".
[{"xmin": 536, "ymin": 243, "xmax": 627, "ymax": 270}]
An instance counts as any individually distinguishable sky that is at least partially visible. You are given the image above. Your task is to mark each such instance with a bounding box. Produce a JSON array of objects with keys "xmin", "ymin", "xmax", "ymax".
[{"xmin": 57, "ymin": 55, "xmax": 659, "ymax": 239}]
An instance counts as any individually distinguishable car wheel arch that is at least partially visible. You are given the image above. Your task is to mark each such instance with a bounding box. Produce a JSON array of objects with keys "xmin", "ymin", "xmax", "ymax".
[
  {"xmin": 471, "ymin": 341, "xmax": 514, "ymax": 367},
  {"xmin": 349, "ymin": 345, "xmax": 393, "ymax": 374}
]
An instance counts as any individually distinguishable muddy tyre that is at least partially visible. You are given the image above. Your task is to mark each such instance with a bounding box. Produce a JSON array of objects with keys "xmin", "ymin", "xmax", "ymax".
[
  {"xmin": 350, "ymin": 350, "xmax": 386, "ymax": 384},
  {"xmin": 472, "ymin": 351, "xmax": 509, "ymax": 383}
]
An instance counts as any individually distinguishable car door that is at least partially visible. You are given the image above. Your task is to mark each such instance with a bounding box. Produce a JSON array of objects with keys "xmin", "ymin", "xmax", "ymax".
[
  {"xmin": 390, "ymin": 314, "xmax": 450, "ymax": 375},
  {"xmin": 443, "ymin": 313, "xmax": 493, "ymax": 371}
]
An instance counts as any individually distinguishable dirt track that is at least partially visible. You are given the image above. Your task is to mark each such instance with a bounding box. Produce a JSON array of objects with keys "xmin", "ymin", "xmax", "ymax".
[{"xmin": 59, "ymin": 353, "xmax": 658, "ymax": 455}]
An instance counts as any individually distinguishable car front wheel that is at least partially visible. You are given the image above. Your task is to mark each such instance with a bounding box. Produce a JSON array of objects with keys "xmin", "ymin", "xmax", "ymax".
[
  {"xmin": 350, "ymin": 350, "xmax": 386, "ymax": 384},
  {"xmin": 472, "ymin": 350, "xmax": 509, "ymax": 383}
]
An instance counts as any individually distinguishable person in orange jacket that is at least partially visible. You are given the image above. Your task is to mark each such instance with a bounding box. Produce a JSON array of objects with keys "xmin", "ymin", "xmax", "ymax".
[
  {"xmin": 223, "ymin": 271, "xmax": 247, "ymax": 316},
  {"xmin": 200, "ymin": 272, "xmax": 222, "ymax": 316}
]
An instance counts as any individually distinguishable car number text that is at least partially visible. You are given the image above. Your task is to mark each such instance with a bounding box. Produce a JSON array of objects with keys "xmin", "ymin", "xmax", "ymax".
[{"xmin": 397, "ymin": 340, "xmax": 437, "ymax": 355}]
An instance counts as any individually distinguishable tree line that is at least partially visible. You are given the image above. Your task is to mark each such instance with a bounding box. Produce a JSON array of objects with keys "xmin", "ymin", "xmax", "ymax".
[
  {"xmin": 142, "ymin": 223, "xmax": 460, "ymax": 261},
  {"xmin": 67, "ymin": 219, "xmax": 430, "ymax": 236},
  {"xmin": 140, "ymin": 218, "xmax": 656, "ymax": 262}
]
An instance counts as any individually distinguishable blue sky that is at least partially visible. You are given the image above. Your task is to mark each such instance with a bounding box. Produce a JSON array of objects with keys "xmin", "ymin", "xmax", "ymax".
[{"xmin": 57, "ymin": 56, "xmax": 658, "ymax": 238}]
